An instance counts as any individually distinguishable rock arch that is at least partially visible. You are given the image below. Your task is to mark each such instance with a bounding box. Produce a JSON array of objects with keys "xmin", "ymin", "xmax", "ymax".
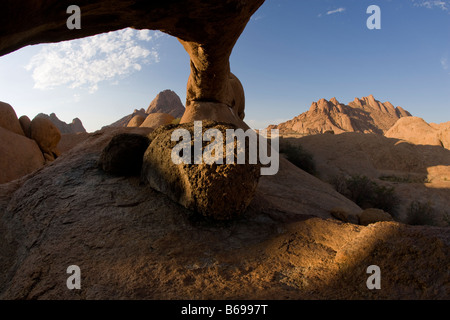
[{"xmin": 0, "ymin": 0, "xmax": 265, "ymax": 128}]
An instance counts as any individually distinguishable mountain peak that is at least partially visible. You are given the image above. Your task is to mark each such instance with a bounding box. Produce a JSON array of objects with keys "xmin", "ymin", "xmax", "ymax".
[
  {"xmin": 269, "ymin": 96, "xmax": 412, "ymax": 135},
  {"xmin": 146, "ymin": 90, "xmax": 185, "ymax": 118}
]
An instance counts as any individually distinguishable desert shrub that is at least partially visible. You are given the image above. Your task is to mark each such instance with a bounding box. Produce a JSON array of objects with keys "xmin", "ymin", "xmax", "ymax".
[
  {"xmin": 371, "ymin": 185, "xmax": 400, "ymax": 217},
  {"xmin": 279, "ymin": 141, "xmax": 317, "ymax": 175},
  {"xmin": 329, "ymin": 173, "xmax": 348, "ymax": 195},
  {"xmin": 331, "ymin": 174, "xmax": 400, "ymax": 216},
  {"xmin": 171, "ymin": 117, "xmax": 182, "ymax": 125},
  {"xmin": 443, "ymin": 212, "xmax": 450, "ymax": 226},
  {"xmin": 406, "ymin": 201, "xmax": 436, "ymax": 226},
  {"xmin": 345, "ymin": 175, "xmax": 376, "ymax": 208}
]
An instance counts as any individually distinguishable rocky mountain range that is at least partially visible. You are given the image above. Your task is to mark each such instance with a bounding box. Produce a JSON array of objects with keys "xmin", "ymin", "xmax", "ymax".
[
  {"xmin": 36, "ymin": 113, "xmax": 86, "ymax": 134},
  {"xmin": 269, "ymin": 95, "xmax": 412, "ymax": 135}
]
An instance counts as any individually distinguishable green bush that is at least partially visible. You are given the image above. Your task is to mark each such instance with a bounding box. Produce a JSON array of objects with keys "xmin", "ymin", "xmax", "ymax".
[
  {"xmin": 171, "ymin": 117, "xmax": 181, "ymax": 125},
  {"xmin": 330, "ymin": 174, "xmax": 400, "ymax": 216},
  {"xmin": 406, "ymin": 201, "xmax": 436, "ymax": 226},
  {"xmin": 279, "ymin": 141, "xmax": 317, "ymax": 175},
  {"xmin": 372, "ymin": 185, "xmax": 400, "ymax": 215}
]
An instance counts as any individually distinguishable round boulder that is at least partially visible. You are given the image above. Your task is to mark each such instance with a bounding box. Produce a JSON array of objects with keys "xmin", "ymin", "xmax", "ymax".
[
  {"xmin": 30, "ymin": 116, "xmax": 61, "ymax": 155},
  {"xmin": 99, "ymin": 133, "xmax": 150, "ymax": 176},
  {"xmin": 140, "ymin": 113, "xmax": 175, "ymax": 129},
  {"xmin": 0, "ymin": 126, "xmax": 44, "ymax": 183},
  {"xmin": 0, "ymin": 101, "xmax": 25, "ymax": 136},
  {"xmin": 19, "ymin": 115, "xmax": 32, "ymax": 138},
  {"xmin": 141, "ymin": 121, "xmax": 261, "ymax": 220},
  {"xmin": 358, "ymin": 208, "xmax": 394, "ymax": 226},
  {"xmin": 127, "ymin": 114, "xmax": 146, "ymax": 128}
]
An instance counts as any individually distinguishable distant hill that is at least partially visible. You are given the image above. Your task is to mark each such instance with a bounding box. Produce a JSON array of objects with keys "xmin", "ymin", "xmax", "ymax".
[
  {"xmin": 36, "ymin": 113, "xmax": 86, "ymax": 134},
  {"xmin": 107, "ymin": 108, "xmax": 148, "ymax": 128},
  {"xmin": 386, "ymin": 117, "xmax": 450, "ymax": 149},
  {"xmin": 268, "ymin": 95, "xmax": 412, "ymax": 135}
]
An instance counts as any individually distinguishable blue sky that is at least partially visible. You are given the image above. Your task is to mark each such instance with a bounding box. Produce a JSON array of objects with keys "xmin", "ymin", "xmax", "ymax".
[{"xmin": 0, "ymin": 0, "xmax": 449, "ymax": 132}]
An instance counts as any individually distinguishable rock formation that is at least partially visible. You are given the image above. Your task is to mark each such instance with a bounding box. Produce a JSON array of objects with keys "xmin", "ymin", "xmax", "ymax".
[
  {"xmin": 386, "ymin": 117, "xmax": 450, "ymax": 149},
  {"xmin": 0, "ymin": 101, "xmax": 25, "ymax": 136},
  {"xmin": 108, "ymin": 109, "xmax": 147, "ymax": 128},
  {"xmin": 36, "ymin": 113, "xmax": 86, "ymax": 134},
  {"xmin": 269, "ymin": 95, "xmax": 412, "ymax": 135},
  {"xmin": 18, "ymin": 115, "xmax": 32, "ymax": 138},
  {"xmin": 99, "ymin": 133, "xmax": 150, "ymax": 176},
  {"xmin": 358, "ymin": 208, "xmax": 394, "ymax": 226},
  {"xmin": 126, "ymin": 115, "xmax": 146, "ymax": 128},
  {"xmin": 0, "ymin": 126, "xmax": 44, "ymax": 184},
  {"xmin": 141, "ymin": 121, "xmax": 261, "ymax": 220},
  {"xmin": 0, "ymin": 0, "xmax": 265, "ymax": 128},
  {"xmin": 111, "ymin": 91, "xmax": 183, "ymax": 129},
  {"xmin": 0, "ymin": 126, "xmax": 448, "ymax": 299},
  {"xmin": 286, "ymin": 132, "xmax": 450, "ymax": 226},
  {"xmin": 140, "ymin": 113, "xmax": 175, "ymax": 129},
  {"xmin": 0, "ymin": 102, "xmax": 45, "ymax": 183},
  {"xmin": 146, "ymin": 90, "xmax": 185, "ymax": 118},
  {"xmin": 30, "ymin": 115, "xmax": 61, "ymax": 160}
]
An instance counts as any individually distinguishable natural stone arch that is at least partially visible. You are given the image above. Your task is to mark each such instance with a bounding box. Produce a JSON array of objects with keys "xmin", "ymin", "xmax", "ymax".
[{"xmin": 0, "ymin": 0, "xmax": 265, "ymax": 128}]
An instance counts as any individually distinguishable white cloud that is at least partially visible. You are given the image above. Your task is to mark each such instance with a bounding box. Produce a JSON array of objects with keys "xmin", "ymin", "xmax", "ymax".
[
  {"xmin": 25, "ymin": 28, "xmax": 162, "ymax": 93},
  {"xmin": 441, "ymin": 57, "xmax": 448, "ymax": 70},
  {"xmin": 412, "ymin": 0, "xmax": 449, "ymax": 10},
  {"xmin": 326, "ymin": 7, "xmax": 346, "ymax": 15}
]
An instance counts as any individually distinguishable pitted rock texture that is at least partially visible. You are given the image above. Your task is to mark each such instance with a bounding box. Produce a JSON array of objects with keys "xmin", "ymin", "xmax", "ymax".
[{"xmin": 141, "ymin": 121, "xmax": 261, "ymax": 220}]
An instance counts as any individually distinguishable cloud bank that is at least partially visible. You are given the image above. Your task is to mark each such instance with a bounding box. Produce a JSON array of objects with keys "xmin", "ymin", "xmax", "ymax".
[{"xmin": 25, "ymin": 28, "xmax": 161, "ymax": 93}]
